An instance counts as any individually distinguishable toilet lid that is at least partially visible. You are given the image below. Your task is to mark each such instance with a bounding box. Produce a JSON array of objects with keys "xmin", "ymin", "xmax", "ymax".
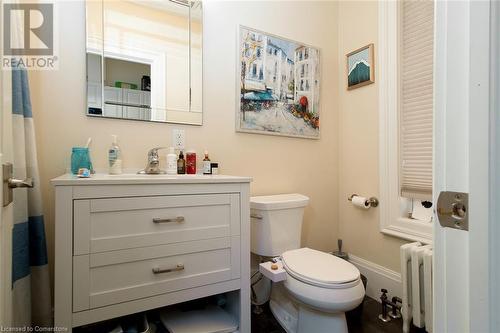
[{"xmin": 281, "ymin": 248, "xmax": 360, "ymax": 288}]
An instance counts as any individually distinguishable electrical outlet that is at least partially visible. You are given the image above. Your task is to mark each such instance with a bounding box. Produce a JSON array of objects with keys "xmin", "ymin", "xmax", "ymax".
[{"xmin": 172, "ymin": 129, "xmax": 185, "ymax": 150}]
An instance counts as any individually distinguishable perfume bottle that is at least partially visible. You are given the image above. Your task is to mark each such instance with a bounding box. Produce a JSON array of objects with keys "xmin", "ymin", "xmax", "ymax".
[{"xmin": 177, "ymin": 151, "xmax": 186, "ymax": 174}]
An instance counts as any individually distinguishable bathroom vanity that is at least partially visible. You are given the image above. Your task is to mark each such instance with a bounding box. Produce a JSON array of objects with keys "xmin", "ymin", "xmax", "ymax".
[{"xmin": 52, "ymin": 174, "xmax": 251, "ymax": 332}]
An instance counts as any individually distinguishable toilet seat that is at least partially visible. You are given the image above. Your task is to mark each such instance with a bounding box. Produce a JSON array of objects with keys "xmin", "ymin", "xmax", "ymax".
[
  {"xmin": 281, "ymin": 248, "xmax": 360, "ymax": 289},
  {"xmin": 283, "ymin": 272, "xmax": 365, "ymax": 314}
]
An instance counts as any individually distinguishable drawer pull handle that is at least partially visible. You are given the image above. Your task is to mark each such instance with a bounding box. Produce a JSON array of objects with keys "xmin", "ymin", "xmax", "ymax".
[
  {"xmin": 152, "ymin": 263, "xmax": 185, "ymax": 274},
  {"xmin": 250, "ymin": 214, "xmax": 263, "ymax": 220},
  {"xmin": 153, "ymin": 216, "xmax": 185, "ymax": 224}
]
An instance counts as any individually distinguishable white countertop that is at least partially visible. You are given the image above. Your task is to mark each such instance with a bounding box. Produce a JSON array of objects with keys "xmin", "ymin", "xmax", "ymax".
[{"xmin": 51, "ymin": 173, "xmax": 253, "ymax": 186}]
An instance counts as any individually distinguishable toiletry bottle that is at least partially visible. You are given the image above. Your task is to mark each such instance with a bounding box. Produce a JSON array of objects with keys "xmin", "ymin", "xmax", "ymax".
[
  {"xmin": 203, "ymin": 150, "xmax": 211, "ymax": 175},
  {"xmin": 186, "ymin": 150, "xmax": 196, "ymax": 174},
  {"xmin": 177, "ymin": 151, "xmax": 186, "ymax": 174},
  {"xmin": 210, "ymin": 162, "xmax": 219, "ymax": 175},
  {"xmin": 166, "ymin": 147, "xmax": 177, "ymax": 175},
  {"xmin": 108, "ymin": 135, "xmax": 122, "ymax": 175}
]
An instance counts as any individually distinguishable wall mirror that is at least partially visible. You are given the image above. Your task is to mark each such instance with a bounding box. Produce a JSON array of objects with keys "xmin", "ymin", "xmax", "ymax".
[{"xmin": 86, "ymin": 0, "xmax": 203, "ymax": 125}]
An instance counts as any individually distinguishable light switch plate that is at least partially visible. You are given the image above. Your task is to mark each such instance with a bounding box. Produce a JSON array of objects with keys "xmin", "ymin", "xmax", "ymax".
[{"xmin": 172, "ymin": 129, "xmax": 185, "ymax": 150}]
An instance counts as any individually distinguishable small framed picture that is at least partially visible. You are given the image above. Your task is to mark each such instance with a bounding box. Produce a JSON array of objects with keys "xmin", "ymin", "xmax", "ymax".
[{"xmin": 346, "ymin": 43, "xmax": 374, "ymax": 90}]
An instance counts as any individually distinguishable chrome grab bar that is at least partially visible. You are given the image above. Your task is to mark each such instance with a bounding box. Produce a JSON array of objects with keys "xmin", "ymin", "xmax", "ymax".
[
  {"xmin": 152, "ymin": 216, "xmax": 185, "ymax": 224},
  {"xmin": 152, "ymin": 263, "xmax": 184, "ymax": 274}
]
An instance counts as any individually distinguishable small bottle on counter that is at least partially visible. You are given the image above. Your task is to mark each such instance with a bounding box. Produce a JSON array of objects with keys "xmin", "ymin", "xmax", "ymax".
[
  {"xmin": 177, "ymin": 151, "xmax": 186, "ymax": 174},
  {"xmin": 203, "ymin": 150, "xmax": 211, "ymax": 175},
  {"xmin": 108, "ymin": 135, "xmax": 122, "ymax": 175},
  {"xmin": 210, "ymin": 163, "xmax": 219, "ymax": 175},
  {"xmin": 186, "ymin": 150, "xmax": 196, "ymax": 174},
  {"xmin": 166, "ymin": 147, "xmax": 177, "ymax": 175}
]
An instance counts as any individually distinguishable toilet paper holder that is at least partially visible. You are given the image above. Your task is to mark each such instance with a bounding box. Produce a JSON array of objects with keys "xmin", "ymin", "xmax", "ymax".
[{"xmin": 348, "ymin": 194, "xmax": 379, "ymax": 208}]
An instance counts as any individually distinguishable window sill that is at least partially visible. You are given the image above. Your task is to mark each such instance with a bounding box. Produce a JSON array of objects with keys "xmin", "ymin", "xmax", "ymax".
[{"xmin": 381, "ymin": 217, "xmax": 432, "ymax": 244}]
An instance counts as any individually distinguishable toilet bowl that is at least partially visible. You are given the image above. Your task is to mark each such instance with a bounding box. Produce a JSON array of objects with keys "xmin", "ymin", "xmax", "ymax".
[
  {"xmin": 250, "ymin": 194, "xmax": 365, "ymax": 333},
  {"xmin": 268, "ymin": 248, "xmax": 364, "ymax": 333}
]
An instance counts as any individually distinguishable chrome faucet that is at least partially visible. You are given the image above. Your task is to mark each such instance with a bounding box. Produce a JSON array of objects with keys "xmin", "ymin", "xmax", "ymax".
[{"xmin": 138, "ymin": 147, "xmax": 167, "ymax": 174}]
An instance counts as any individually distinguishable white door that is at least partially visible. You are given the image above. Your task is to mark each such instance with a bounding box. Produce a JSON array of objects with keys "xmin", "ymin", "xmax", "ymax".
[
  {"xmin": 434, "ymin": 1, "xmax": 494, "ymax": 332},
  {"xmin": 0, "ymin": 64, "xmax": 14, "ymax": 327}
]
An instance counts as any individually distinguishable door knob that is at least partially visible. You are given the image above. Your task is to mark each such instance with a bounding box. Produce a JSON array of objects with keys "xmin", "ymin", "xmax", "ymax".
[{"xmin": 3, "ymin": 163, "xmax": 34, "ymax": 207}]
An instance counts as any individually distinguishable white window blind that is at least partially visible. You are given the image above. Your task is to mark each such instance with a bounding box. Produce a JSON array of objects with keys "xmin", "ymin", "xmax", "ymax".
[{"xmin": 399, "ymin": 0, "xmax": 434, "ymax": 200}]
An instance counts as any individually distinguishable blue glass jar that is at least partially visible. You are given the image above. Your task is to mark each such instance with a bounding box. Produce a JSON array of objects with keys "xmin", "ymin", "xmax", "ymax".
[{"xmin": 71, "ymin": 147, "xmax": 93, "ymax": 175}]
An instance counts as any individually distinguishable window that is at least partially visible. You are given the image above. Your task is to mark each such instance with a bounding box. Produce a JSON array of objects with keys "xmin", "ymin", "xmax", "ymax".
[
  {"xmin": 378, "ymin": 0, "xmax": 434, "ymax": 243},
  {"xmin": 252, "ymin": 64, "xmax": 257, "ymax": 77},
  {"xmin": 400, "ymin": 0, "xmax": 434, "ymax": 201}
]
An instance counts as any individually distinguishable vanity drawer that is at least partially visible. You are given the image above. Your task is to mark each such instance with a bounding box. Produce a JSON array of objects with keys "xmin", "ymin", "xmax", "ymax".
[
  {"xmin": 73, "ymin": 237, "xmax": 241, "ymax": 311},
  {"xmin": 73, "ymin": 194, "xmax": 240, "ymax": 254}
]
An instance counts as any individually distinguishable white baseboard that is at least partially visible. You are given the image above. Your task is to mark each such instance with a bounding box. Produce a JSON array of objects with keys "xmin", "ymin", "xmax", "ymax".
[{"xmin": 348, "ymin": 254, "xmax": 402, "ymax": 302}]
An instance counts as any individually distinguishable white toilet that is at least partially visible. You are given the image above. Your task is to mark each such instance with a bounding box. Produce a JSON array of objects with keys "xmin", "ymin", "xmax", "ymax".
[{"xmin": 250, "ymin": 194, "xmax": 365, "ymax": 333}]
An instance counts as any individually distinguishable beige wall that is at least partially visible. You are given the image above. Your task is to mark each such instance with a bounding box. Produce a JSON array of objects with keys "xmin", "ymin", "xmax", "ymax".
[
  {"xmin": 29, "ymin": 1, "xmax": 340, "ymax": 286},
  {"xmin": 337, "ymin": 1, "xmax": 407, "ymax": 272}
]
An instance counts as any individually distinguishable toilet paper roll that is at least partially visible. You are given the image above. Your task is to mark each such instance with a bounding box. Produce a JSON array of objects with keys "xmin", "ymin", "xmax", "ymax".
[{"xmin": 352, "ymin": 195, "xmax": 370, "ymax": 209}]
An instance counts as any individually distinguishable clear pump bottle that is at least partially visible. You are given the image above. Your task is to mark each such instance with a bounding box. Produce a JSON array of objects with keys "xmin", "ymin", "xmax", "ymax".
[{"xmin": 108, "ymin": 135, "xmax": 122, "ymax": 175}]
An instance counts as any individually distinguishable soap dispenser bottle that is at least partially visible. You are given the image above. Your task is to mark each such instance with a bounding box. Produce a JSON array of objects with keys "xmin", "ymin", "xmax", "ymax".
[
  {"xmin": 108, "ymin": 135, "xmax": 122, "ymax": 175},
  {"xmin": 166, "ymin": 147, "xmax": 177, "ymax": 175}
]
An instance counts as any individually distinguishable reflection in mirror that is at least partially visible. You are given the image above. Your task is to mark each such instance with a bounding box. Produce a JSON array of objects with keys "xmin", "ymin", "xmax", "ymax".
[
  {"xmin": 86, "ymin": 0, "xmax": 203, "ymax": 125},
  {"xmin": 190, "ymin": 1, "xmax": 202, "ymax": 114}
]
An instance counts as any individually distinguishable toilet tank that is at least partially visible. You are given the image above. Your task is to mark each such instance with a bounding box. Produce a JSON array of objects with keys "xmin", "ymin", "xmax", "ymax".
[{"xmin": 250, "ymin": 194, "xmax": 309, "ymax": 257}]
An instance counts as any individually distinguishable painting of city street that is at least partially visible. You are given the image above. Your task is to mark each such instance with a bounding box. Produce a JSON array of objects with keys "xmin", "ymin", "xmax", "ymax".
[{"xmin": 237, "ymin": 26, "xmax": 320, "ymax": 139}]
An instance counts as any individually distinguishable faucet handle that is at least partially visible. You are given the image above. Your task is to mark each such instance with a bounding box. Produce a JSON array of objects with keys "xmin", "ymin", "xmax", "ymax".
[
  {"xmin": 148, "ymin": 147, "xmax": 168, "ymax": 158},
  {"xmin": 392, "ymin": 296, "xmax": 402, "ymax": 305}
]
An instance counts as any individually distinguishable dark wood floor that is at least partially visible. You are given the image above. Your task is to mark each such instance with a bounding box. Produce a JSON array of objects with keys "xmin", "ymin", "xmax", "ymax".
[{"xmin": 251, "ymin": 297, "xmax": 427, "ymax": 333}]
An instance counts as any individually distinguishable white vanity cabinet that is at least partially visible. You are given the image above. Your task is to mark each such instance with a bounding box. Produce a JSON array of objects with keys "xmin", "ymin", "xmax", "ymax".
[{"xmin": 52, "ymin": 174, "xmax": 252, "ymax": 332}]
